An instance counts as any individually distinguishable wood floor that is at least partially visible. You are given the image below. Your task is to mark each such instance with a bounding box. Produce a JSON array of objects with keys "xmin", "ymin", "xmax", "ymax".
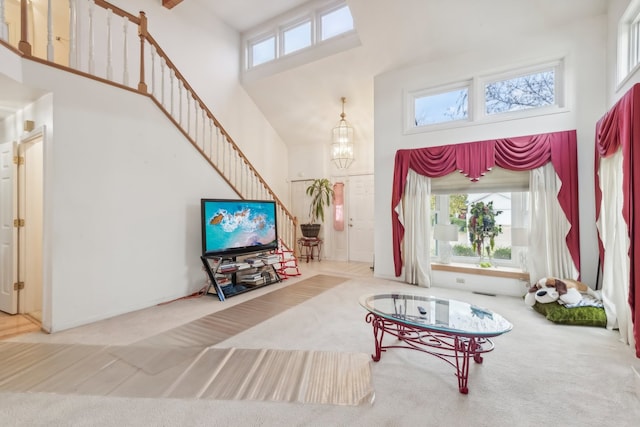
[{"xmin": 0, "ymin": 312, "xmax": 41, "ymax": 340}]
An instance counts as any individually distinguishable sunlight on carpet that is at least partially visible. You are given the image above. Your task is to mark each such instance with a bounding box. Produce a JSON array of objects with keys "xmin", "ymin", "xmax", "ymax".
[
  {"xmin": 0, "ymin": 342, "xmax": 374, "ymax": 406},
  {"xmin": 0, "ymin": 275, "xmax": 374, "ymax": 406},
  {"xmin": 162, "ymin": 347, "xmax": 374, "ymax": 405},
  {"xmin": 136, "ymin": 274, "xmax": 348, "ymax": 347}
]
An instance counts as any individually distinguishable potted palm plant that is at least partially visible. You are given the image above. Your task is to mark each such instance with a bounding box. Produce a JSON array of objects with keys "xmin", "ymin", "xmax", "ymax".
[{"xmin": 301, "ymin": 178, "xmax": 334, "ymax": 238}]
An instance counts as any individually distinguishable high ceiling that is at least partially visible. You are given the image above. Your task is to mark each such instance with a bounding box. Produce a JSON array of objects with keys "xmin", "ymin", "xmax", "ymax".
[
  {"xmin": 1, "ymin": 0, "xmax": 610, "ymax": 155},
  {"xmin": 196, "ymin": 0, "xmax": 609, "ymax": 153},
  {"xmin": 199, "ymin": 0, "xmax": 310, "ymax": 32}
]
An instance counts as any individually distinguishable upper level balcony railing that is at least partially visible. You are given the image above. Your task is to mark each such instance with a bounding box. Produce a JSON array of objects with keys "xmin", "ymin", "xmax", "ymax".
[{"xmin": 0, "ymin": 0, "xmax": 298, "ymax": 251}]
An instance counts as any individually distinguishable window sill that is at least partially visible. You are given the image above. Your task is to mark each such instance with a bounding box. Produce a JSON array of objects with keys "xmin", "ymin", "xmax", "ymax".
[{"xmin": 431, "ymin": 262, "xmax": 530, "ymax": 281}]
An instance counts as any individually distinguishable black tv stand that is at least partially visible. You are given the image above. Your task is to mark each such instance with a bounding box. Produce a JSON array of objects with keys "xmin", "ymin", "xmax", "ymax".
[{"xmin": 200, "ymin": 251, "xmax": 282, "ymax": 301}]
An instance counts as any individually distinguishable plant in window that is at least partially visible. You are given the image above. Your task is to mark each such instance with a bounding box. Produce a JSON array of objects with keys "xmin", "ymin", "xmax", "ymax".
[
  {"xmin": 492, "ymin": 247, "xmax": 511, "ymax": 260},
  {"xmin": 452, "ymin": 244, "xmax": 476, "ymax": 257},
  {"xmin": 468, "ymin": 201, "xmax": 503, "ymax": 266}
]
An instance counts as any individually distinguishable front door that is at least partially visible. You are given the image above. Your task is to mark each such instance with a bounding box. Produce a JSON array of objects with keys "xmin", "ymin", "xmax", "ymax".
[
  {"xmin": 348, "ymin": 174, "xmax": 374, "ymax": 264},
  {"xmin": 0, "ymin": 140, "xmax": 17, "ymax": 314}
]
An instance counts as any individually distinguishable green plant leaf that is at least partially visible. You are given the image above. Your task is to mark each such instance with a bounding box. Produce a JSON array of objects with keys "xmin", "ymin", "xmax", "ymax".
[
  {"xmin": 306, "ymin": 178, "xmax": 334, "ymax": 224},
  {"xmin": 467, "ymin": 200, "xmax": 503, "ymax": 258}
]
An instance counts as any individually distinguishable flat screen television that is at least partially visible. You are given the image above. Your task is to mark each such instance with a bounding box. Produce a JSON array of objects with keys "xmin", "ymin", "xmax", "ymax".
[{"xmin": 201, "ymin": 198, "xmax": 278, "ymax": 257}]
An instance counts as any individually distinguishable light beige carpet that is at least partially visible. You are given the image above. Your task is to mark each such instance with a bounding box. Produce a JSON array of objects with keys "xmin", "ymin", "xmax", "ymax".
[
  {"xmin": 0, "ymin": 274, "xmax": 374, "ymax": 406},
  {"xmin": 2, "ymin": 277, "xmax": 640, "ymax": 426},
  {"xmin": 136, "ymin": 274, "xmax": 348, "ymax": 347}
]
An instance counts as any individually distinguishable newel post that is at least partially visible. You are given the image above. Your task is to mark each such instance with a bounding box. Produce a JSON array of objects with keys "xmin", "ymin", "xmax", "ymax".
[
  {"xmin": 18, "ymin": 0, "xmax": 31, "ymax": 55},
  {"xmin": 137, "ymin": 11, "xmax": 147, "ymax": 93}
]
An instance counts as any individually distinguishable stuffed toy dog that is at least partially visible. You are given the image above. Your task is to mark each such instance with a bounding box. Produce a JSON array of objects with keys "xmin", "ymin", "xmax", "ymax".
[{"xmin": 525, "ymin": 277, "xmax": 594, "ymax": 307}]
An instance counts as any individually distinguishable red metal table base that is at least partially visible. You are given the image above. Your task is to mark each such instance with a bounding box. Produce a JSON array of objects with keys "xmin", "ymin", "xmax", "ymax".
[{"xmin": 365, "ymin": 312, "xmax": 495, "ymax": 394}]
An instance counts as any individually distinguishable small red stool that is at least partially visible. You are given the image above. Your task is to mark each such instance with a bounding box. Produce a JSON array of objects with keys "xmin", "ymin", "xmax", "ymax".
[{"xmin": 274, "ymin": 242, "xmax": 301, "ymax": 278}]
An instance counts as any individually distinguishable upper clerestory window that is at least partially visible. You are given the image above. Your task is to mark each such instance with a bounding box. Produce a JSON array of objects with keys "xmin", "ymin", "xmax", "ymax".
[
  {"xmin": 484, "ymin": 68, "xmax": 556, "ymax": 115},
  {"xmin": 406, "ymin": 59, "xmax": 564, "ymax": 133},
  {"xmin": 283, "ymin": 20, "xmax": 312, "ymax": 55},
  {"xmin": 244, "ymin": 1, "xmax": 357, "ymax": 72},
  {"xmin": 413, "ymin": 85, "xmax": 470, "ymax": 127},
  {"xmin": 251, "ymin": 35, "xmax": 276, "ymax": 67},
  {"xmin": 320, "ymin": 5, "xmax": 354, "ymax": 41},
  {"xmin": 617, "ymin": 0, "xmax": 640, "ymax": 85}
]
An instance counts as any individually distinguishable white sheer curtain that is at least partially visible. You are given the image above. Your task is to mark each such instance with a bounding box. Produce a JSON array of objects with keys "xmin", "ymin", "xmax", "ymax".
[
  {"xmin": 597, "ymin": 149, "xmax": 634, "ymax": 345},
  {"xmin": 394, "ymin": 169, "xmax": 432, "ymax": 287},
  {"xmin": 528, "ymin": 163, "xmax": 578, "ymax": 283}
]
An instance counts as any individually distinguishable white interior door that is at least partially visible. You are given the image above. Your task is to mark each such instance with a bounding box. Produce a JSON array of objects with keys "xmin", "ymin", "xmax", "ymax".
[
  {"xmin": 348, "ymin": 174, "xmax": 374, "ymax": 263},
  {"xmin": 19, "ymin": 136, "xmax": 43, "ymax": 320},
  {"xmin": 0, "ymin": 140, "xmax": 18, "ymax": 314}
]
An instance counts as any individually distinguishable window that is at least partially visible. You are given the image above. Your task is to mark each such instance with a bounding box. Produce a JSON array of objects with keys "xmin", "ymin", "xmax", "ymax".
[
  {"xmin": 629, "ymin": 15, "xmax": 640, "ymax": 74},
  {"xmin": 432, "ymin": 192, "xmax": 529, "ymax": 267},
  {"xmin": 412, "ymin": 85, "xmax": 469, "ymax": 127},
  {"xmin": 430, "ymin": 168, "xmax": 529, "ymax": 268},
  {"xmin": 320, "ymin": 5, "xmax": 354, "ymax": 41},
  {"xmin": 283, "ymin": 20, "xmax": 312, "ymax": 55},
  {"xmin": 405, "ymin": 59, "xmax": 564, "ymax": 133},
  {"xmin": 484, "ymin": 69, "xmax": 555, "ymax": 115},
  {"xmin": 244, "ymin": 1, "xmax": 356, "ymax": 70},
  {"xmin": 618, "ymin": 0, "xmax": 640, "ymax": 84},
  {"xmin": 250, "ymin": 35, "xmax": 276, "ymax": 67}
]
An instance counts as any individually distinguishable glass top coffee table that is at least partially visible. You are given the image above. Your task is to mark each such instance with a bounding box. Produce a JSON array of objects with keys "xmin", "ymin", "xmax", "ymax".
[{"xmin": 360, "ymin": 293, "xmax": 513, "ymax": 394}]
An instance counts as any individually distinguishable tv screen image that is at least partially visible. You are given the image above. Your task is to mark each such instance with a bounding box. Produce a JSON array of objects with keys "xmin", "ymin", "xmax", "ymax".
[{"xmin": 201, "ymin": 199, "xmax": 278, "ymax": 257}]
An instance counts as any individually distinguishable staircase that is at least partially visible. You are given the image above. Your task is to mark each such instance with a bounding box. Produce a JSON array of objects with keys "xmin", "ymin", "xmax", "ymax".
[{"xmin": 0, "ymin": 0, "xmax": 297, "ymax": 251}]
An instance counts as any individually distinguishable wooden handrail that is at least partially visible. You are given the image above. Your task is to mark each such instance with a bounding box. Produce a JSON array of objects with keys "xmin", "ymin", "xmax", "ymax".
[
  {"xmin": 144, "ymin": 33, "xmax": 227, "ymax": 135},
  {"xmin": 94, "ymin": 0, "xmax": 140, "ymax": 23},
  {"xmin": 0, "ymin": 38, "xmax": 22, "ymax": 56},
  {"xmin": 162, "ymin": 0, "xmax": 184, "ymax": 10},
  {"xmin": 143, "ymin": 32, "xmax": 292, "ymax": 215},
  {"xmin": 4, "ymin": 0, "xmax": 298, "ymax": 250}
]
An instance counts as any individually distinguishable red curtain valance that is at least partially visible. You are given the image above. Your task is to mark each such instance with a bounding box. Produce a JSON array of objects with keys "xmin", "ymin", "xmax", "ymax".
[
  {"xmin": 594, "ymin": 83, "xmax": 640, "ymax": 358},
  {"xmin": 392, "ymin": 130, "xmax": 580, "ymax": 279}
]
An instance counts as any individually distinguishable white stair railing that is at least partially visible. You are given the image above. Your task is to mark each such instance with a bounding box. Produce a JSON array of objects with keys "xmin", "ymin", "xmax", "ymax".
[
  {"xmin": 1, "ymin": 0, "xmax": 298, "ymax": 251},
  {"xmin": 0, "ymin": 0, "xmax": 7, "ymax": 42}
]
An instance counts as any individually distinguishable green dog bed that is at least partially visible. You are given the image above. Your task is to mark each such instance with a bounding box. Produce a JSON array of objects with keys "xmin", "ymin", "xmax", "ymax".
[{"xmin": 532, "ymin": 301, "xmax": 607, "ymax": 327}]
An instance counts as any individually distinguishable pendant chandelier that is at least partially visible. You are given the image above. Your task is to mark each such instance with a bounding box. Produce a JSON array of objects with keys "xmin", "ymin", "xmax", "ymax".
[{"xmin": 331, "ymin": 97, "xmax": 355, "ymax": 169}]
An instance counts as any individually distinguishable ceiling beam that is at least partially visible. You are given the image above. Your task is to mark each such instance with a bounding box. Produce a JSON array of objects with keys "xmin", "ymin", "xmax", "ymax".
[{"xmin": 162, "ymin": 0, "xmax": 184, "ymax": 9}]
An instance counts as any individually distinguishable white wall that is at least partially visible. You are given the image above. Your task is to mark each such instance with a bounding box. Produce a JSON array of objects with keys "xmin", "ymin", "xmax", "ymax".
[
  {"xmin": 0, "ymin": 0, "xmax": 293, "ymax": 331},
  {"xmin": 106, "ymin": 0, "xmax": 290, "ymax": 201},
  {"xmin": 373, "ymin": 15, "xmax": 607, "ymax": 289},
  {"xmin": 432, "ymin": 271, "xmax": 529, "ymax": 298},
  {"xmin": 5, "ymin": 61, "xmax": 238, "ymax": 331}
]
